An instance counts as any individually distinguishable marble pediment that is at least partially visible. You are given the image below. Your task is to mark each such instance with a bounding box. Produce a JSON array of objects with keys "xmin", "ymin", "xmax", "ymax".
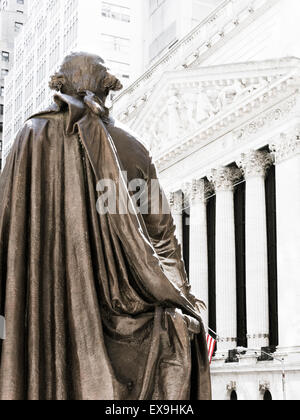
[{"xmin": 113, "ymin": 58, "xmax": 300, "ymax": 165}]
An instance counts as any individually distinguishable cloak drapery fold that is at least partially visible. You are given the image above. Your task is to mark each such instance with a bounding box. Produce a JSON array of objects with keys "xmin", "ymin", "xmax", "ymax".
[{"xmin": 0, "ymin": 94, "xmax": 211, "ymax": 400}]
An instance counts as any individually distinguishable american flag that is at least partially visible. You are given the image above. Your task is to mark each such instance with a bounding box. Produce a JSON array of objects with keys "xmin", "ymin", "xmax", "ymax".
[{"xmin": 206, "ymin": 334, "xmax": 216, "ymax": 364}]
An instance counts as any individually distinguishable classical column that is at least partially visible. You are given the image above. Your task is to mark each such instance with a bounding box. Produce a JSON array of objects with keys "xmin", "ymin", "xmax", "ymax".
[
  {"xmin": 210, "ymin": 167, "xmax": 241, "ymax": 352},
  {"xmin": 238, "ymin": 150, "xmax": 273, "ymax": 349},
  {"xmin": 169, "ymin": 191, "xmax": 183, "ymax": 245},
  {"xmin": 186, "ymin": 179, "xmax": 211, "ymax": 327},
  {"xmin": 271, "ymin": 130, "xmax": 300, "ymax": 350}
]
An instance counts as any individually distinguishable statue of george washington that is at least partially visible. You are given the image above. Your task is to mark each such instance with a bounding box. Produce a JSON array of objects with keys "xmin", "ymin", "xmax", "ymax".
[{"xmin": 0, "ymin": 52, "xmax": 211, "ymax": 400}]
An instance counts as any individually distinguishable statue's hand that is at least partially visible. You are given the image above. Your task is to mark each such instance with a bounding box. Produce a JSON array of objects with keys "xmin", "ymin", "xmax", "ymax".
[
  {"xmin": 180, "ymin": 284, "xmax": 207, "ymax": 314},
  {"xmin": 194, "ymin": 298, "xmax": 207, "ymax": 314},
  {"xmin": 182, "ymin": 314, "xmax": 201, "ymax": 341}
]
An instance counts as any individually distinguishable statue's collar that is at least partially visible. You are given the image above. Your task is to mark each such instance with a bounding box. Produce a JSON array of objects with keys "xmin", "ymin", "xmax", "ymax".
[{"xmin": 28, "ymin": 91, "xmax": 110, "ymax": 135}]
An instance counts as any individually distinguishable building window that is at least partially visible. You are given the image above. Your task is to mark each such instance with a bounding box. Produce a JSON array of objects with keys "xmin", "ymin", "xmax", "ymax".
[
  {"xmin": 149, "ymin": 0, "xmax": 166, "ymax": 14},
  {"xmin": 106, "ymin": 60, "xmax": 130, "ymax": 81},
  {"xmin": 182, "ymin": 193, "xmax": 190, "ymax": 279},
  {"xmin": 1, "ymin": 51, "xmax": 9, "ymax": 62},
  {"xmin": 17, "ymin": 0, "xmax": 24, "ymax": 4},
  {"xmin": 0, "ymin": 0, "xmax": 8, "ymax": 10},
  {"xmin": 1, "ymin": 69, "xmax": 8, "ymax": 77},
  {"xmin": 234, "ymin": 180, "xmax": 247, "ymax": 348},
  {"xmin": 149, "ymin": 21, "xmax": 177, "ymax": 63},
  {"xmin": 0, "ymin": 86, "xmax": 4, "ymax": 96},
  {"xmin": 15, "ymin": 22, "xmax": 23, "ymax": 32},
  {"xmin": 207, "ymin": 193, "xmax": 217, "ymax": 352},
  {"xmin": 101, "ymin": 2, "xmax": 130, "ymax": 23},
  {"xmin": 101, "ymin": 34, "xmax": 130, "ymax": 54},
  {"xmin": 265, "ymin": 163, "xmax": 279, "ymax": 347},
  {"xmin": 0, "ymin": 105, "xmax": 3, "ymax": 115}
]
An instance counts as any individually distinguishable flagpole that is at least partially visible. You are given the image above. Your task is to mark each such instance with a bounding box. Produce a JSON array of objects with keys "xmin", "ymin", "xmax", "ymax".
[{"xmin": 204, "ymin": 324, "xmax": 219, "ymax": 341}]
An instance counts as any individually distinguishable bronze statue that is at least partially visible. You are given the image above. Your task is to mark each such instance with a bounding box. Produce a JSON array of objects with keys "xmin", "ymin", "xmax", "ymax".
[{"xmin": 0, "ymin": 52, "xmax": 211, "ymax": 400}]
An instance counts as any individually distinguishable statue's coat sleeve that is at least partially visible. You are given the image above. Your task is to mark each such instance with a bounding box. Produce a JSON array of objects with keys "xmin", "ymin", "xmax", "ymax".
[{"xmin": 142, "ymin": 158, "xmax": 191, "ymax": 292}]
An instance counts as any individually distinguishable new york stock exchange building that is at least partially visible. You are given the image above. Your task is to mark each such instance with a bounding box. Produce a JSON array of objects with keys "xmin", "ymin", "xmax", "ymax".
[{"xmin": 112, "ymin": 0, "xmax": 300, "ymax": 400}]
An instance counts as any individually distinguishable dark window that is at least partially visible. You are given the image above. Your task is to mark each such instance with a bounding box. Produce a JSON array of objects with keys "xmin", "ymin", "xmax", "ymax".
[
  {"xmin": 182, "ymin": 197, "xmax": 190, "ymax": 279},
  {"xmin": 15, "ymin": 22, "xmax": 23, "ymax": 32},
  {"xmin": 0, "ymin": 105, "xmax": 3, "ymax": 115},
  {"xmin": 207, "ymin": 194, "xmax": 217, "ymax": 348},
  {"xmin": 265, "ymin": 164, "xmax": 278, "ymax": 347},
  {"xmin": 101, "ymin": 2, "xmax": 131, "ymax": 23},
  {"xmin": 0, "ymin": 86, "xmax": 4, "ymax": 96},
  {"xmin": 234, "ymin": 181, "xmax": 247, "ymax": 347},
  {"xmin": 1, "ymin": 51, "xmax": 9, "ymax": 62},
  {"xmin": 0, "ymin": 122, "xmax": 3, "ymax": 133},
  {"xmin": 1, "ymin": 68, "xmax": 8, "ymax": 77}
]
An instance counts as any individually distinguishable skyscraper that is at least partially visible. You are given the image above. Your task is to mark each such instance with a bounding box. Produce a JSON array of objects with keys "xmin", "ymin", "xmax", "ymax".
[
  {"xmin": 2, "ymin": 0, "xmax": 226, "ymax": 169},
  {"xmin": 2, "ymin": 0, "xmax": 142, "ymax": 169},
  {"xmin": 0, "ymin": 0, "xmax": 27, "ymax": 168},
  {"xmin": 144, "ymin": 0, "xmax": 222, "ymax": 67}
]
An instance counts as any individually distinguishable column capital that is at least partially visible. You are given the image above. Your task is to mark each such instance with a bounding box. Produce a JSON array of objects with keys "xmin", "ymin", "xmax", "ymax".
[
  {"xmin": 270, "ymin": 128, "xmax": 300, "ymax": 164},
  {"xmin": 237, "ymin": 150, "xmax": 273, "ymax": 179},
  {"xmin": 168, "ymin": 191, "xmax": 183, "ymax": 215},
  {"xmin": 209, "ymin": 166, "xmax": 242, "ymax": 192},
  {"xmin": 184, "ymin": 179, "xmax": 213, "ymax": 205}
]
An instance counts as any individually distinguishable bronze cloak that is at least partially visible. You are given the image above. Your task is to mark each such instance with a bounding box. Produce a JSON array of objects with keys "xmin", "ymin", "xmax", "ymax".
[{"xmin": 0, "ymin": 93, "xmax": 211, "ymax": 400}]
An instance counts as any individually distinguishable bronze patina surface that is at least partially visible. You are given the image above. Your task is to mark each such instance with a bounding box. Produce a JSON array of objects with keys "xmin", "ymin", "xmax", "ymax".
[{"xmin": 0, "ymin": 53, "xmax": 211, "ymax": 400}]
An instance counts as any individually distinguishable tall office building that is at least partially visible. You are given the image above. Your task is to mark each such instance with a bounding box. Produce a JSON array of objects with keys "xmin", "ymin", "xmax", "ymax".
[
  {"xmin": 1, "ymin": 0, "xmax": 226, "ymax": 168},
  {"xmin": 2, "ymin": 0, "xmax": 142, "ymax": 168},
  {"xmin": 144, "ymin": 0, "xmax": 222, "ymax": 67},
  {"xmin": 0, "ymin": 0, "xmax": 27, "ymax": 168}
]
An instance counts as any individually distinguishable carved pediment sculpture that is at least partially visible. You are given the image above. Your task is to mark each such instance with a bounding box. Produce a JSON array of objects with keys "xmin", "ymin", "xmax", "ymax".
[
  {"xmin": 137, "ymin": 77, "xmax": 272, "ymax": 153},
  {"xmin": 114, "ymin": 60, "xmax": 297, "ymax": 162}
]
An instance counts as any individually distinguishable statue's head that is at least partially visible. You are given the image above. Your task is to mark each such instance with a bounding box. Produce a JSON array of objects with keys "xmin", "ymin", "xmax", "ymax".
[{"xmin": 49, "ymin": 52, "xmax": 123, "ymax": 101}]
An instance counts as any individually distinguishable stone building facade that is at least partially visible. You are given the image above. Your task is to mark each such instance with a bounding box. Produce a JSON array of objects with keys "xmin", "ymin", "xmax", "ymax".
[
  {"xmin": 112, "ymin": 0, "xmax": 300, "ymax": 400},
  {"xmin": 0, "ymin": 0, "xmax": 27, "ymax": 168},
  {"xmin": 1, "ymin": 0, "xmax": 141, "ymax": 169}
]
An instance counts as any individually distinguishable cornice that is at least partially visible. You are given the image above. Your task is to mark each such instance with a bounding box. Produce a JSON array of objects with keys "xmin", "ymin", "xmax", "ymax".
[
  {"xmin": 115, "ymin": 58, "xmax": 300, "ymax": 129},
  {"xmin": 155, "ymin": 81, "xmax": 298, "ymax": 172},
  {"xmin": 270, "ymin": 126, "xmax": 300, "ymax": 164},
  {"xmin": 113, "ymin": 0, "xmax": 281, "ymax": 111}
]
